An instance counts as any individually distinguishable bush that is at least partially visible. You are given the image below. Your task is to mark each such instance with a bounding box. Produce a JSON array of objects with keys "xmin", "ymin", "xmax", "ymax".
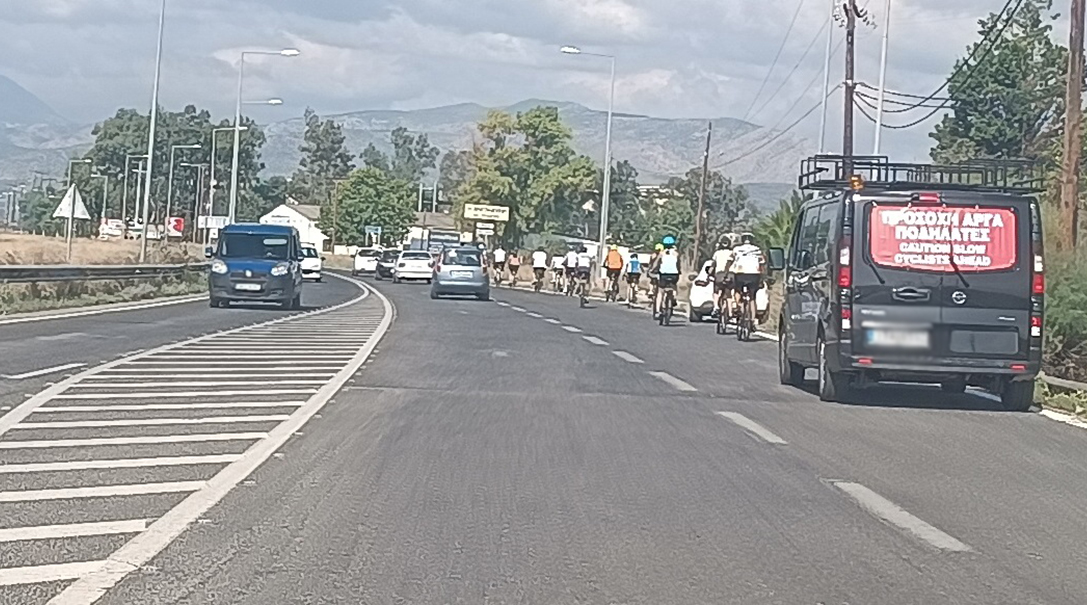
[{"xmin": 1044, "ymin": 252, "xmax": 1087, "ymax": 381}]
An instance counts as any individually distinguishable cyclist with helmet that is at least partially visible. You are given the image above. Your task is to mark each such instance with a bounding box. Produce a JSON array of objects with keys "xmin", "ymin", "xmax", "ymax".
[
  {"xmin": 647, "ymin": 243, "xmax": 663, "ymax": 306},
  {"xmin": 575, "ymin": 245, "xmax": 594, "ymax": 297},
  {"xmin": 731, "ymin": 232, "xmax": 765, "ymax": 321},
  {"xmin": 710, "ymin": 235, "xmax": 735, "ymax": 319},
  {"xmin": 604, "ymin": 244, "xmax": 624, "ymax": 299},
  {"xmin": 625, "ymin": 251, "xmax": 643, "ymax": 301},
  {"xmin": 562, "ymin": 247, "xmax": 580, "ymax": 296},
  {"xmin": 651, "ymin": 236, "xmax": 682, "ymax": 318}
]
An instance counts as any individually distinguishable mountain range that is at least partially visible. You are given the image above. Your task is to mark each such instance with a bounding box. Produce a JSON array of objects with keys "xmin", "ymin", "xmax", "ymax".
[{"xmin": 0, "ymin": 77, "xmax": 806, "ymax": 209}]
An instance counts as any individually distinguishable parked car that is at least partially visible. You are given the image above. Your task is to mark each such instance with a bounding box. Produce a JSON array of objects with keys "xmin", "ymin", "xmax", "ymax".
[
  {"xmin": 374, "ymin": 249, "xmax": 400, "ymax": 280},
  {"xmin": 773, "ymin": 156, "xmax": 1045, "ymax": 409},
  {"xmin": 207, "ymin": 223, "xmax": 304, "ymax": 309},
  {"xmin": 431, "ymin": 246, "xmax": 489, "ymax": 300},
  {"xmin": 688, "ymin": 261, "xmax": 716, "ymax": 322},
  {"xmin": 300, "ymin": 245, "xmax": 323, "ymax": 282},
  {"xmin": 352, "ymin": 246, "xmax": 383, "ymax": 275},
  {"xmin": 393, "ymin": 250, "xmax": 434, "ymax": 283}
]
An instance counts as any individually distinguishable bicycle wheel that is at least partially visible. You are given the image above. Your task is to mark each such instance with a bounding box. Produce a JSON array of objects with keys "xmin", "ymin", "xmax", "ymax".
[{"xmin": 737, "ymin": 301, "xmax": 752, "ymax": 342}]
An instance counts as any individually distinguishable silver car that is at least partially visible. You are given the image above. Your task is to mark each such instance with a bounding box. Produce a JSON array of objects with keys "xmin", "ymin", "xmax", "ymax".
[{"xmin": 431, "ymin": 247, "xmax": 490, "ymax": 300}]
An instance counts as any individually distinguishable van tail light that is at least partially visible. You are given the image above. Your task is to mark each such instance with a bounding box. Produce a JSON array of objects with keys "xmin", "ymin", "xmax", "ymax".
[
  {"xmin": 1032, "ymin": 269, "xmax": 1045, "ymax": 295},
  {"xmin": 1030, "ymin": 315, "xmax": 1043, "ymax": 338},
  {"xmin": 837, "ymin": 239, "xmax": 852, "ymax": 288},
  {"xmin": 841, "ymin": 307, "xmax": 852, "ymax": 331}
]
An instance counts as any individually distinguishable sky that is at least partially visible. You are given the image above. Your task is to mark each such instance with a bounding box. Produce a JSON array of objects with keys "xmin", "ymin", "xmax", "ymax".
[{"xmin": 0, "ymin": 0, "xmax": 1071, "ymax": 162}]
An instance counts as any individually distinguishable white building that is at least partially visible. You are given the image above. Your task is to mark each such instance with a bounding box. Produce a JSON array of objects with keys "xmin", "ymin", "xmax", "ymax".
[{"xmin": 259, "ymin": 201, "xmax": 328, "ymax": 250}]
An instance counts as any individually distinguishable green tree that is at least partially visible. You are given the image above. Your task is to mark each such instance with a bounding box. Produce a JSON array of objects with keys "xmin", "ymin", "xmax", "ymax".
[
  {"xmin": 663, "ymin": 168, "xmax": 755, "ymax": 261},
  {"xmin": 598, "ymin": 160, "xmax": 644, "ymax": 245},
  {"xmin": 438, "ymin": 150, "xmax": 472, "ymax": 205},
  {"xmin": 389, "ymin": 127, "xmax": 439, "ymax": 183},
  {"xmin": 930, "ymin": 0, "xmax": 1066, "ymax": 163},
  {"xmin": 291, "ymin": 108, "xmax": 356, "ymax": 205},
  {"xmin": 360, "ymin": 143, "xmax": 391, "ymax": 172},
  {"xmin": 754, "ymin": 190, "xmax": 804, "ymax": 248},
  {"xmin": 320, "ymin": 167, "xmax": 416, "ymax": 247}
]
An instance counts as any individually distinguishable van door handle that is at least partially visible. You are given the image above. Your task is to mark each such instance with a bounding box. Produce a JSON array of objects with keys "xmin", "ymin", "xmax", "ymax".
[{"xmin": 892, "ymin": 287, "xmax": 931, "ymax": 302}]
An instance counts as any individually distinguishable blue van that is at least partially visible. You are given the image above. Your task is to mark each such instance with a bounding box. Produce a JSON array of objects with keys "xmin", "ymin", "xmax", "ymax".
[{"xmin": 206, "ymin": 223, "xmax": 304, "ymax": 309}]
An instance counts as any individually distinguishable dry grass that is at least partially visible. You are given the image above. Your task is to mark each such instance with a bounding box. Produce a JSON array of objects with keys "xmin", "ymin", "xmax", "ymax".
[
  {"xmin": 0, "ymin": 233, "xmax": 205, "ymax": 266},
  {"xmin": 0, "ymin": 275, "xmax": 206, "ymax": 315}
]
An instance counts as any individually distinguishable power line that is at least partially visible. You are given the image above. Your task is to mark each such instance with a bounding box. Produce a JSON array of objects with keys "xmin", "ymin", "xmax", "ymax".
[
  {"xmin": 741, "ymin": 0, "xmax": 809, "ymax": 122},
  {"xmin": 857, "ymin": 81, "xmax": 951, "ymax": 101},
  {"xmin": 856, "ymin": 90, "xmax": 946, "ymax": 112},
  {"xmin": 749, "ymin": 14, "xmax": 832, "ymax": 122},
  {"xmin": 718, "ymin": 84, "xmax": 843, "ymax": 168}
]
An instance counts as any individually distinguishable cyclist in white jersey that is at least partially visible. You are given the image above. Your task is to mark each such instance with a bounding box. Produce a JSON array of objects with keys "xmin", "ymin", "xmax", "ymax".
[{"xmin": 731, "ymin": 232, "xmax": 764, "ymax": 318}]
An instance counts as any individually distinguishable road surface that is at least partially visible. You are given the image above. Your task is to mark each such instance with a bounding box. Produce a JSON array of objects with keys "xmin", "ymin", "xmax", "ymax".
[{"xmin": 2, "ymin": 278, "xmax": 1087, "ymax": 604}]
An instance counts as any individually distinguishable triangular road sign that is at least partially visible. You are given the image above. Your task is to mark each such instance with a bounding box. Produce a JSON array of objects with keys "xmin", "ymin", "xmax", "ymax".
[{"xmin": 53, "ymin": 185, "xmax": 91, "ymax": 221}]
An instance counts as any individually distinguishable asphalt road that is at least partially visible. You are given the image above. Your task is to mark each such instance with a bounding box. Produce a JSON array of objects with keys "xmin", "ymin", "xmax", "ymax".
[
  {"xmin": 0, "ymin": 278, "xmax": 361, "ymax": 417},
  {"xmin": 13, "ymin": 279, "xmax": 1071, "ymax": 604}
]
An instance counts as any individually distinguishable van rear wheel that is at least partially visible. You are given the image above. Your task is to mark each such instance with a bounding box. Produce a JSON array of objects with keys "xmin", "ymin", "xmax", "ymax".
[
  {"xmin": 1001, "ymin": 380, "xmax": 1035, "ymax": 412},
  {"xmin": 779, "ymin": 329, "xmax": 805, "ymax": 386},
  {"xmin": 817, "ymin": 338, "xmax": 852, "ymax": 402}
]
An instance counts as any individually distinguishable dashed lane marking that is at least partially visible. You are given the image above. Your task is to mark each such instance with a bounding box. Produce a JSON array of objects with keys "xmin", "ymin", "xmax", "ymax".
[
  {"xmin": 648, "ymin": 371, "xmax": 698, "ymax": 392},
  {"xmin": 545, "ymin": 319, "xmax": 562, "ymax": 325},
  {"xmin": 562, "ymin": 326, "xmax": 583, "ymax": 333},
  {"xmin": 582, "ymin": 336, "xmax": 609, "ymax": 346},
  {"xmin": 832, "ymin": 481, "xmax": 972, "ymax": 552},
  {"xmin": 715, "ymin": 412, "xmax": 788, "ymax": 445},
  {"xmin": 612, "ymin": 351, "xmax": 645, "ymax": 364}
]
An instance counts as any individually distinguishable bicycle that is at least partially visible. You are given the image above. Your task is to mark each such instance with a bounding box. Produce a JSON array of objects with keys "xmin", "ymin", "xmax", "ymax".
[
  {"xmin": 605, "ymin": 274, "xmax": 621, "ymax": 303},
  {"xmin": 565, "ymin": 272, "xmax": 577, "ymax": 297},
  {"xmin": 715, "ymin": 289, "xmax": 732, "ymax": 336},
  {"xmin": 626, "ymin": 276, "xmax": 640, "ymax": 308},
  {"xmin": 552, "ymin": 270, "xmax": 564, "ymax": 293},
  {"xmin": 576, "ymin": 276, "xmax": 590, "ymax": 308},
  {"xmin": 736, "ymin": 287, "xmax": 756, "ymax": 342},
  {"xmin": 533, "ymin": 268, "xmax": 545, "ymax": 293},
  {"xmin": 658, "ymin": 286, "xmax": 676, "ymax": 326}
]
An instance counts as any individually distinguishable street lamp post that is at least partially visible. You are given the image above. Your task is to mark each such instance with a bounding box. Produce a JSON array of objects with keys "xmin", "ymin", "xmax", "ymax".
[
  {"xmin": 179, "ymin": 162, "xmax": 207, "ymax": 242},
  {"xmin": 210, "ymin": 126, "xmax": 245, "ymax": 221},
  {"xmin": 90, "ymin": 173, "xmax": 109, "ymax": 223},
  {"xmin": 228, "ymin": 48, "xmax": 299, "ymax": 224},
  {"xmin": 561, "ymin": 45, "xmax": 616, "ymax": 275},
  {"xmin": 139, "ymin": 0, "xmax": 169, "ymax": 263},
  {"xmin": 123, "ymin": 154, "xmax": 148, "ymax": 238},
  {"xmin": 166, "ymin": 143, "xmax": 201, "ymax": 235},
  {"xmin": 65, "ymin": 159, "xmax": 92, "ymax": 262}
]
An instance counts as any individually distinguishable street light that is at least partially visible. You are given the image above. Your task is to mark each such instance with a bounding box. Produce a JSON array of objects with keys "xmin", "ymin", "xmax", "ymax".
[
  {"xmin": 229, "ymin": 48, "xmax": 300, "ymax": 224},
  {"xmin": 560, "ymin": 45, "xmax": 616, "ymax": 275},
  {"xmin": 210, "ymin": 126, "xmax": 246, "ymax": 219},
  {"xmin": 123, "ymin": 154, "xmax": 148, "ymax": 235},
  {"xmin": 139, "ymin": 0, "xmax": 169, "ymax": 263},
  {"xmin": 64, "ymin": 159, "xmax": 92, "ymax": 262},
  {"xmin": 90, "ymin": 173, "xmax": 109, "ymax": 224},
  {"xmin": 179, "ymin": 162, "xmax": 208, "ymax": 242},
  {"xmin": 166, "ymin": 143, "xmax": 201, "ymax": 232},
  {"xmin": 67, "ymin": 158, "xmax": 92, "ymax": 187}
]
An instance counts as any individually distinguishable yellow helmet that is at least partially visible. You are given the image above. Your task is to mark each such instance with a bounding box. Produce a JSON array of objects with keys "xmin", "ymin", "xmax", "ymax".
[
  {"xmin": 654, "ymin": 243, "xmax": 664, "ymax": 252},
  {"xmin": 609, "ymin": 244, "xmax": 619, "ymax": 251}
]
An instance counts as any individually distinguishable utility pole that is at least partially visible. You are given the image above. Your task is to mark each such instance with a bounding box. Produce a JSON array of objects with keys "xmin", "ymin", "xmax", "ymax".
[
  {"xmin": 818, "ymin": 0, "xmax": 836, "ymax": 153},
  {"xmin": 694, "ymin": 122, "xmax": 713, "ymax": 265},
  {"xmin": 1060, "ymin": 0, "xmax": 1085, "ymax": 251},
  {"xmin": 843, "ymin": 0, "xmax": 858, "ymax": 173}
]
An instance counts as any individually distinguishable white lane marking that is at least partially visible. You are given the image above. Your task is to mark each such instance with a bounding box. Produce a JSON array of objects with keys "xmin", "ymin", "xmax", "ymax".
[
  {"xmin": 562, "ymin": 326, "xmax": 583, "ymax": 333},
  {"xmin": 510, "ymin": 306, "xmax": 527, "ymax": 312},
  {"xmin": 0, "ymin": 520, "xmax": 148, "ymax": 543},
  {"xmin": 0, "ymin": 454, "xmax": 241, "ymax": 474},
  {"xmin": 755, "ymin": 331, "xmax": 780, "ymax": 341},
  {"xmin": 34, "ymin": 402, "xmax": 305, "ymax": 413},
  {"xmin": 715, "ymin": 412, "xmax": 788, "ymax": 445},
  {"xmin": 48, "ymin": 279, "xmax": 392, "ymax": 605},
  {"xmin": 143, "ymin": 354, "xmax": 353, "ymax": 360},
  {"xmin": 0, "ymin": 481, "xmax": 204, "ymax": 503},
  {"xmin": 95, "ymin": 367, "xmax": 339, "ymax": 373},
  {"xmin": 118, "ymin": 360, "xmax": 345, "ymax": 366},
  {"xmin": 0, "ymin": 432, "xmax": 267, "ymax": 450},
  {"xmin": 15, "ymin": 415, "xmax": 292, "ymax": 430},
  {"xmin": 648, "ymin": 371, "xmax": 698, "ymax": 392},
  {"xmin": 69, "ymin": 380, "xmax": 328, "ymax": 389},
  {"xmin": 544, "ymin": 318, "xmax": 562, "ymax": 324},
  {"xmin": 832, "ymin": 481, "xmax": 972, "ymax": 552},
  {"xmin": 3, "ymin": 363, "xmax": 88, "ymax": 381},
  {"xmin": 612, "ymin": 351, "xmax": 644, "ymax": 364},
  {"xmin": 0, "ymin": 561, "xmax": 107, "ymax": 586},
  {"xmin": 495, "ymin": 302, "xmax": 510, "ymax": 307},
  {"xmin": 82, "ymin": 373, "xmax": 336, "ymax": 379},
  {"xmin": 0, "ymin": 293, "xmax": 205, "ymax": 327},
  {"xmin": 167, "ymin": 349, "xmax": 360, "ymax": 355},
  {"xmin": 526, "ymin": 312, "xmax": 542, "ymax": 318},
  {"xmin": 52, "ymin": 389, "xmax": 317, "ymax": 400},
  {"xmin": 1039, "ymin": 409, "xmax": 1087, "ymax": 431},
  {"xmin": 582, "ymin": 336, "xmax": 609, "ymax": 346}
]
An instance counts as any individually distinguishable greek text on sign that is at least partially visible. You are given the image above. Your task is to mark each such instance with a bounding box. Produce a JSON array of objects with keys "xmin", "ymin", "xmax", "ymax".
[
  {"xmin": 464, "ymin": 204, "xmax": 510, "ymax": 222},
  {"xmin": 869, "ymin": 205, "xmax": 1018, "ymax": 272}
]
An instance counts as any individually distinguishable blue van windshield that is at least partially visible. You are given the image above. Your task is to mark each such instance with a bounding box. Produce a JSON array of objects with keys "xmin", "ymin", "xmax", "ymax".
[{"xmin": 219, "ymin": 233, "xmax": 291, "ymax": 260}]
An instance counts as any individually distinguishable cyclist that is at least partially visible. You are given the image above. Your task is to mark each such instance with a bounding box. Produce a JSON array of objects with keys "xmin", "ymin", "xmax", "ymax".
[
  {"xmin": 562, "ymin": 247, "xmax": 579, "ymax": 296},
  {"xmin": 603, "ymin": 244, "xmax": 624, "ymax": 300},
  {"xmin": 710, "ymin": 235, "xmax": 735, "ymax": 320},
  {"xmin": 647, "ymin": 243, "xmax": 663, "ymax": 307},
  {"xmin": 731, "ymin": 232, "xmax": 765, "ymax": 323},
  {"xmin": 653, "ymin": 236, "xmax": 681, "ymax": 319},
  {"xmin": 575, "ymin": 245, "xmax": 594, "ymax": 299},
  {"xmin": 551, "ymin": 253, "xmax": 566, "ymax": 291},
  {"xmin": 625, "ymin": 251, "xmax": 643, "ymax": 303},
  {"xmin": 508, "ymin": 251, "xmax": 522, "ymax": 285},
  {"xmin": 492, "ymin": 246, "xmax": 507, "ymax": 283},
  {"xmin": 531, "ymin": 247, "xmax": 548, "ymax": 290}
]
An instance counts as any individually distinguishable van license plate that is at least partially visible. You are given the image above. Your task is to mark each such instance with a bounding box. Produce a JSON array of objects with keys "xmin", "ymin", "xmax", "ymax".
[
  {"xmin": 866, "ymin": 329, "xmax": 929, "ymax": 349},
  {"xmin": 234, "ymin": 283, "xmax": 262, "ymax": 292}
]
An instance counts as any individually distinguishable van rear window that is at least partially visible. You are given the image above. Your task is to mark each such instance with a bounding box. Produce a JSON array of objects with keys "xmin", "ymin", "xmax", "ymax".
[{"xmin": 867, "ymin": 204, "xmax": 1018, "ymax": 272}]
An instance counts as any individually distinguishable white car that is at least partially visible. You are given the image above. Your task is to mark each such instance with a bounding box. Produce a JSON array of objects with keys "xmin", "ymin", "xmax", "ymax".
[
  {"xmin": 300, "ymin": 245, "xmax": 323, "ymax": 282},
  {"xmin": 352, "ymin": 246, "xmax": 382, "ymax": 275},
  {"xmin": 688, "ymin": 260, "xmax": 771, "ymax": 323},
  {"xmin": 394, "ymin": 250, "xmax": 434, "ymax": 283}
]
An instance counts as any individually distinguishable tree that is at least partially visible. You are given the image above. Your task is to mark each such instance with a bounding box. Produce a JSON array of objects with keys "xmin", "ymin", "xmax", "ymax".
[
  {"xmin": 599, "ymin": 160, "xmax": 644, "ymax": 245},
  {"xmin": 253, "ymin": 176, "xmax": 290, "ymax": 211},
  {"xmin": 438, "ymin": 150, "xmax": 472, "ymax": 205},
  {"xmin": 360, "ymin": 143, "xmax": 390, "ymax": 172},
  {"xmin": 754, "ymin": 190, "xmax": 804, "ymax": 248},
  {"xmin": 389, "ymin": 127, "xmax": 439, "ymax": 183},
  {"xmin": 930, "ymin": 1, "xmax": 1066, "ymax": 163},
  {"xmin": 664, "ymin": 168, "xmax": 756, "ymax": 262},
  {"xmin": 292, "ymin": 108, "xmax": 356, "ymax": 205},
  {"xmin": 320, "ymin": 167, "xmax": 416, "ymax": 247}
]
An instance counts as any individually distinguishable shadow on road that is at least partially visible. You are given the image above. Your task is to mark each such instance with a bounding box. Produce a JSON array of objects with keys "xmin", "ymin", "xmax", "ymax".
[{"xmin": 795, "ymin": 382, "xmax": 1019, "ymax": 413}]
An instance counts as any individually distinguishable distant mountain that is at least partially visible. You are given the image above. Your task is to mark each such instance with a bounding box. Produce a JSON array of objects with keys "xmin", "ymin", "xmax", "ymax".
[
  {"xmin": 0, "ymin": 98, "xmax": 808, "ymax": 208},
  {"xmin": 0, "ymin": 75, "xmax": 67, "ymax": 125}
]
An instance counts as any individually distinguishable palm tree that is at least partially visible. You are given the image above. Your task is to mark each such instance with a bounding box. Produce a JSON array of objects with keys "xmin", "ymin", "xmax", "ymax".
[{"xmin": 754, "ymin": 190, "xmax": 804, "ymax": 248}]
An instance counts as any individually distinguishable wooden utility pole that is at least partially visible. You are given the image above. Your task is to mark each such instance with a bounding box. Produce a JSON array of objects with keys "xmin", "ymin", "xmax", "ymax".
[
  {"xmin": 1060, "ymin": 0, "xmax": 1085, "ymax": 251},
  {"xmin": 694, "ymin": 122, "xmax": 713, "ymax": 265},
  {"xmin": 843, "ymin": 0, "xmax": 858, "ymax": 174}
]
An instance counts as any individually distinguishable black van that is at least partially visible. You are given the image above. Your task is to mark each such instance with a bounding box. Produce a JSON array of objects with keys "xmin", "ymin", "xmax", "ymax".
[{"xmin": 770, "ymin": 156, "xmax": 1045, "ymax": 410}]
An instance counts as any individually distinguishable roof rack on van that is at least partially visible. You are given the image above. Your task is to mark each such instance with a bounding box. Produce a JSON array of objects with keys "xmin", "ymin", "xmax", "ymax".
[{"xmin": 798, "ymin": 154, "xmax": 1045, "ymax": 195}]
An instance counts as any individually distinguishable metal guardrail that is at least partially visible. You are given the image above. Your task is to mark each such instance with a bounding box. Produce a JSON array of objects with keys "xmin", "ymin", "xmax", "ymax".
[
  {"xmin": 1040, "ymin": 373, "xmax": 1087, "ymax": 392},
  {"xmin": 0, "ymin": 264, "xmax": 209, "ymax": 285}
]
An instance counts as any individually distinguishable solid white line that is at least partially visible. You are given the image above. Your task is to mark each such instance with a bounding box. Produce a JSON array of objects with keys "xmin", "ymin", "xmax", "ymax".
[
  {"xmin": 0, "ymin": 293, "xmax": 206, "ymax": 327},
  {"xmin": 0, "ymin": 481, "xmax": 204, "ymax": 503},
  {"xmin": 14, "ymin": 415, "xmax": 291, "ymax": 430},
  {"xmin": 0, "ymin": 561, "xmax": 106, "ymax": 586},
  {"xmin": 0, "ymin": 454, "xmax": 241, "ymax": 474},
  {"xmin": 832, "ymin": 481, "xmax": 972, "ymax": 552},
  {"xmin": 3, "ymin": 363, "xmax": 88, "ymax": 381},
  {"xmin": 69, "ymin": 379, "xmax": 328, "ymax": 388},
  {"xmin": 82, "ymin": 372, "xmax": 335, "ymax": 379},
  {"xmin": 33, "ymin": 402, "xmax": 305, "ymax": 413},
  {"xmin": 48, "ymin": 277, "xmax": 392, "ymax": 605},
  {"xmin": 143, "ymin": 354, "xmax": 353, "ymax": 360},
  {"xmin": 648, "ymin": 371, "xmax": 698, "ymax": 392},
  {"xmin": 0, "ymin": 432, "xmax": 267, "ymax": 449},
  {"xmin": 52, "ymin": 389, "xmax": 317, "ymax": 400},
  {"xmin": 118, "ymin": 360, "xmax": 345, "ymax": 366},
  {"xmin": 582, "ymin": 336, "xmax": 609, "ymax": 346},
  {"xmin": 562, "ymin": 326, "xmax": 583, "ymax": 333},
  {"xmin": 526, "ymin": 312, "xmax": 542, "ymax": 318},
  {"xmin": 545, "ymin": 318, "xmax": 562, "ymax": 325},
  {"xmin": 168, "ymin": 349, "xmax": 359, "ymax": 355},
  {"xmin": 1039, "ymin": 409, "xmax": 1087, "ymax": 430},
  {"xmin": 715, "ymin": 412, "xmax": 788, "ymax": 445},
  {"xmin": 612, "ymin": 351, "xmax": 644, "ymax": 364},
  {"xmin": 0, "ymin": 520, "xmax": 148, "ymax": 543}
]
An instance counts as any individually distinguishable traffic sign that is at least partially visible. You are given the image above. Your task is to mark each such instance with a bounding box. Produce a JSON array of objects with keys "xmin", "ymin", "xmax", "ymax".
[
  {"xmin": 364, "ymin": 225, "xmax": 383, "ymax": 235},
  {"xmin": 475, "ymin": 227, "xmax": 495, "ymax": 236},
  {"xmin": 475, "ymin": 222, "xmax": 495, "ymax": 229},
  {"xmin": 464, "ymin": 204, "xmax": 510, "ymax": 222}
]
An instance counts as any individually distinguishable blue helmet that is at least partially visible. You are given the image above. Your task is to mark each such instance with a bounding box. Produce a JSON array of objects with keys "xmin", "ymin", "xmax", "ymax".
[{"xmin": 662, "ymin": 235, "xmax": 677, "ymax": 247}]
